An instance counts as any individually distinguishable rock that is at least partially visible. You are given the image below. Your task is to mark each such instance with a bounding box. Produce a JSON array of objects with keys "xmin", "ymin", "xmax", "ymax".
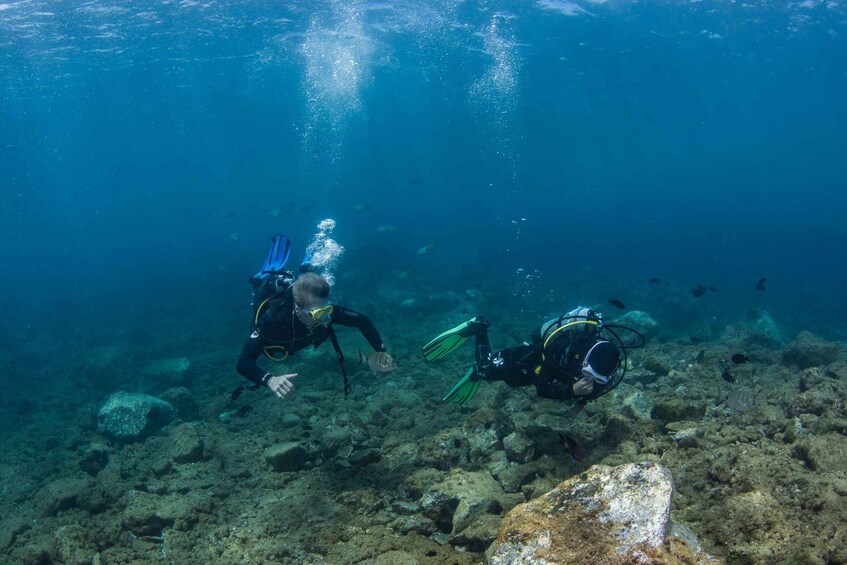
[
  {"xmin": 419, "ymin": 469, "xmax": 521, "ymax": 538},
  {"xmin": 489, "ymin": 462, "xmax": 688, "ymax": 563},
  {"xmin": 652, "ymin": 398, "xmax": 706, "ymax": 423},
  {"xmin": 78, "ymin": 443, "xmax": 110, "ymax": 476},
  {"xmin": 390, "ymin": 500, "xmax": 419, "ymax": 515},
  {"xmin": 622, "ymin": 390, "xmax": 654, "ymax": 422},
  {"xmin": 642, "ymin": 356, "xmax": 671, "ymax": 376},
  {"xmin": 53, "ymin": 524, "xmax": 98, "ymax": 565},
  {"xmin": 448, "ymin": 513, "xmax": 501, "ymax": 553},
  {"xmin": 159, "ymin": 387, "xmax": 199, "ymax": 421},
  {"xmin": 462, "ymin": 409, "xmax": 512, "ymax": 464},
  {"xmin": 280, "ymin": 412, "xmax": 300, "ymax": 428},
  {"xmin": 97, "ymin": 392, "xmax": 176, "ymax": 441},
  {"xmin": 747, "ymin": 310, "xmax": 785, "ymax": 345},
  {"xmin": 348, "ymin": 448, "xmax": 381, "ymax": 467},
  {"xmin": 264, "ymin": 442, "xmax": 309, "ymax": 472},
  {"xmin": 391, "ymin": 515, "xmax": 436, "ymax": 536},
  {"xmin": 671, "ymin": 428, "xmax": 702, "ymax": 449},
  {"xmin": 36, "ymin": 478, "xmax": 89, "ymax": 517},
  {"xmin": 490, "ymin": 460, "xmax": 539, "ymax": 493},
  {"xmin": 503, "ymin": 432, "xmax": 535, "ymax": 463},
  {"xmin": 614, "ymin": 310, "xmax": 660, "ymax": 341},
  {"xmin": 788, "ymin": 389, "xmax": 833, "ymax": 417},
  {"xmin": 783, "ymin": 331, "xmax": 842, "ymax": 369},
  {"xmin": 168, "ymin": 424, "xmax": 205, "ymax": 464},
  {"xmin": 121, "ymin": 493, "xmax": 176, "ymax": 536}
]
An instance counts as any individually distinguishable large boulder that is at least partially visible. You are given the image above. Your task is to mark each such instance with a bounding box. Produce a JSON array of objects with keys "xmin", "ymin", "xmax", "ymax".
[
  {"xmin": 614, "ymin": 311, "xmax": 660, "ymax": 341},
  {"xmin": 783, "ymin": 331, "xmax": 842, "ymax": 369},
  {"xmin": 748, "ymin": 310, "xmax": 785, "ymax": 345},
  {"xmin": 97, "ymin": 392, "xmax": 176, "ymax": 441},
  {"xmin": 488, "ymin": 462, "xmax": 709, "ymax": 564}
]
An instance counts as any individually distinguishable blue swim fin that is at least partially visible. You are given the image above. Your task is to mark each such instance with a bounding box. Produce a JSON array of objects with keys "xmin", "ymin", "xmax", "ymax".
[
  {"xmin": 299, "ymin": 251, "xmax": 314, "ymax": 273},
  {"xmin": 257, "ymin": 234, "xmax": 292, "ymax": 276}
]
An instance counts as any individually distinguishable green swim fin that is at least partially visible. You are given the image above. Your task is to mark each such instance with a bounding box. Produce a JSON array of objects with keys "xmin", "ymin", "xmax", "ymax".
[
  {"xmin": 422, "ymin": 317, "xmax": 483, "ymax": 361},
  {"xmin": 443, "ymin": 367, "xmax": 481, "ymax": 406}
]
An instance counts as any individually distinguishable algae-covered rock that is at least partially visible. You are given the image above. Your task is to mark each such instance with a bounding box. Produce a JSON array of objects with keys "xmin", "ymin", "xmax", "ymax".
[
  {"xmin": 652, "ymin": 398, "xmax": 706, "ymax": 423},
  {"xmin": 160, "ymin": 386, "xmax": 199, "ymax": 421},
  {"xmin": 36, "ymin": 478, "xmax": 89, "ymax": 517},
  {"xmin": 622, "ymin": 390, "xmax": 654, "ymax": 422},
  {"xmin": 783, "ymin": 331, "xmax": 842, "ymax": 368},
  {"xmin": 488, "ymin": 462, "xmax": 682, "ymax": 563},
  {"xmin": 614, "ymin": 310, "xmax": 660, "ymax": 341},
  {"xmin": 53, "ymin": 524, "xmax": 99, "ymax": 565},
  {"xmin": 503, "ymin": 431, "xmax": 535, "ymax": 463},
  {"xmin": 748, "ymin": 310, "xmax": 785, "ymax": 345},
  {"xmin": 97, "ymin": 392, "xmax": 176, "ymax": 441},
  {"xmin": 462, "ymin": 408, "xmax": 513, "ymax": 463},
  {"xmin": 642, "ymin": 356, "xmax": 671, "ymax": 376},
  {"xmin": 264, "ymin": 442, "xmax": 309, "ymax": 472},
  {"xmin": 78, "ymin": 443, "xmax": 110, "ymax": 476},
  {"xmin": 169, "ymin": 423, "xmax": 206, "ymax": 464},
  {"xmin": 420, "ymin": 469, "xmax": 521, "ymax": 538}
]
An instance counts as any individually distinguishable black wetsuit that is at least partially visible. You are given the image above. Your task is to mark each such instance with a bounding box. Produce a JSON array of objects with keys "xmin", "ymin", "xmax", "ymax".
[
  {"xmin": 473, "ymin": 323, "xmax": 611, "ymax": 402},
  {"xmin": 236, "ymin": 286, "xmax": 385, "ymax": 386}
]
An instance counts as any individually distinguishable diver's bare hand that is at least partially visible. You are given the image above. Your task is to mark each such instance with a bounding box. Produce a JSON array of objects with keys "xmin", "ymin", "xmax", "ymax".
[
  {"xmin": 268, "ymin": 374, "xmax": 299, "ymax": 399},
  {"xmin": 573, "ymin": 375, "xmax": 594, "ymax": 396}
]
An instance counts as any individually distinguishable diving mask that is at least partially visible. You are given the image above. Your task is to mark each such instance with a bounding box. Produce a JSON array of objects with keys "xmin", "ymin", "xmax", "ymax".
[{"xmin": 581, "ymin": 340, "xmax": 620, "ymax": 384}]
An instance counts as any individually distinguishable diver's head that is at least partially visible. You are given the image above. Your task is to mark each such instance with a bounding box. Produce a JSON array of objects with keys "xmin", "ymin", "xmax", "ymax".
[
  {"xmin": 581, "ymin": 341, "xmax": 621, "ymax": 384},
  {"xmin": 292, "ymin": 273, "xmax": 332, "ymax": 326}
]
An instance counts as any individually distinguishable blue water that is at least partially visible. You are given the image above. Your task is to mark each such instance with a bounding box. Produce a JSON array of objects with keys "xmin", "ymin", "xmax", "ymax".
[{"xmin": 1, "ymin": 0, "xmax": 846, "ymax": 349}]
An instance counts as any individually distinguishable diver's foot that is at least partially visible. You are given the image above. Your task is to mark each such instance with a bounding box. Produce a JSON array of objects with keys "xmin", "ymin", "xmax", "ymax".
[{"xmin": 458, "ymin": 316, "xmax": 490, "ymax": 338}]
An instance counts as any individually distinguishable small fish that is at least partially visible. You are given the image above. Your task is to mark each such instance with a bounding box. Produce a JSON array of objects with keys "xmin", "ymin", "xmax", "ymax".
[
  {"xmin": 689, "ymin": 336, "xmax": 703, "ymax": 344},
  {"xmin": 708, "ymin": 286, "xmax": 717, "ymax": 292},
  {"xmin": 408, "ymin": 172, "xmax": 432, "ymax": 185},
  {"xmin": 755, "ymin": 277, "xmax": 767, "ymax": 291},
  {"xmin": 649, "ymin": 277, "xmax": 661, "ymax": 284},
  {"xmin": 558, "ymin": 433, "xmax": 586, "ymax": 462},
  {"xmin": 353, "ymin": 203, "xmax": 373, "ymax": 212},
  {"xmin": 731, "ymin": 353, "xmax": 749, "ymax": 364},
  {"xmin": 608, "ymin": 298, "xmax": 626, "ymax": 310},
  {"xmin": 417, "ymin": 242, "xmax": 437, "ymax": 255},
  {"xmin": 720, "ymin": 363, "xmax": 736, "ymax": 383},
  {"xmin": 725, "ymin": 388, "xmax": 757, "ymax": 412},
  {"xmin": 229, "ymin": 232, "xmax": 241, "ymax": 242},
  {"xmin": 267, "ymin": 208, "xmax": 283, "ymax": 217},
  {"xmin": 359, "ymin": 350, "xmax": 397, "ymax": 373},
  {"xmin": 377, "ymin": 225, "xmax": 399, "ymax": 233},
  {"xmin": 214, "ymin": 209, "xmax": 237, "ymax": 218},
  {"xmin": 690, "ymin": 286, "xmax": 707, "ymax": 298},
  {"xmin": 694, "ymin": 349, "xmax": 705, "ymax": 364}
]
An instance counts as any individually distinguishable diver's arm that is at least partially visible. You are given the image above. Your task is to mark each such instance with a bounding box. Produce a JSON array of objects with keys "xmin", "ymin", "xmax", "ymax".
[
  {"xmin": 535, "ymin": 379, "xmax": 577, "ymax": 401},
  {"xmin": 332, "ymin": 306, "xmax": 387, "ymax": 352},
  {"xmin": 236, "ymin": 337, "xmax": 271, "ymax": 385},
  {"xmin": 536, "ymin": 375, "xmax": 598, "ymax": 400}
]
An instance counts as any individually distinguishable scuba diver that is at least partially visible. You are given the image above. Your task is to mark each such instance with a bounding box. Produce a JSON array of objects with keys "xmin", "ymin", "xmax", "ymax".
[
  {"xmin": 235, "ymin": 234, "xmax": 391, "ymax": 400},
  {"xmin": 422, "ymin": 307, "xmax": 643, "ymax": 406}
]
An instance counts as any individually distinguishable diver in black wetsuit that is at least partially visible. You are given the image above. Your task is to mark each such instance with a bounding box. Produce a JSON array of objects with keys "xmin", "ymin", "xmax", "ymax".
[
  {"xmin": 236, "ymin": 272, "xmax": 388, "ymax": 400},
  {"xmin": 423, "ymin": 307, "xmax": 640, "ymax": 406}
]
